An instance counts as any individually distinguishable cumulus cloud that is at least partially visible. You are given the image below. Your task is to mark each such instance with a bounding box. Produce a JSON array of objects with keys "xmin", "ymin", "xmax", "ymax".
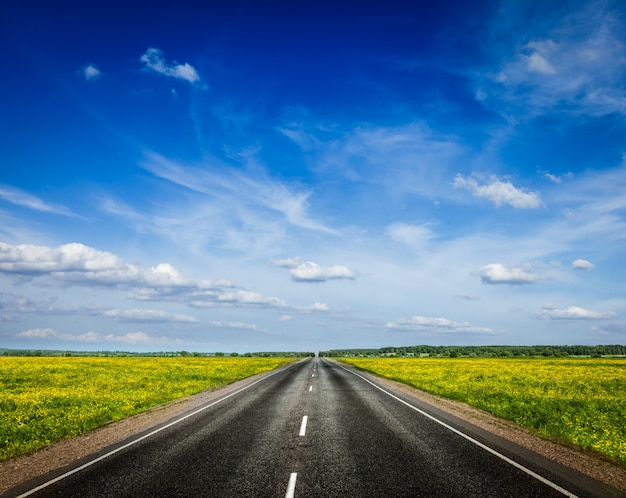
[
  {"xmin": 208, "ymin": 321, "xmax": 262, "ymax": 331},
  {"xmin": 102, "ymin": 308, "xmax": 198, "ymax": 323},
  {"xmin": 537, "ymin": 305, "xmax": 616, "ymax": 320},
  {"xmin": 103, "ymin": 331, "xmax": 171, "ymax": 344},
  {"xmin": 271, "ymin": 257, "xmax": 302, "ymax": 269},
  {"xmin": 454, "ymin": 174, "xmax": 542, "ymax": 208},
  {"xmin": 0, "ymin": 242, "xmax": 189, "ymax": 287},
  {"xmin": 386, "ymin": 315, "xmax": 493, "ymax": 334},
  {"xmin": 474, "ymin": 263, "xmax": 542, "ymax": 285},
  {"xmin": 140, "ymin": 47, "xmax": 201, "ymax": 84},
  {"xmin": 0, "ymin": 242, "xmax": 286, "ymax": 309},
  {"xmin": 16, "ymin": 327, "xmax": 172, "ymax": 344},
  {"xmin": 571, "ymin": 259, "xmax": 595, "ymax": 270},
  {"xmin": 16, "ymin": 328, "xmax": 97, "ymax": 342},
  {"xmin": 307, "ymin": 302, "xmax": 330, "ymax": 311},
  {"xmin": 187, "ymin": 290, "xmax": 286, "ymax": 308},
  {"xmin": 81, "ymin": 64, "xmax": 101, "ymax": 80},
  {"xmin": 287, "ymin": 261, "xmax": 358, "ymax": 283}
]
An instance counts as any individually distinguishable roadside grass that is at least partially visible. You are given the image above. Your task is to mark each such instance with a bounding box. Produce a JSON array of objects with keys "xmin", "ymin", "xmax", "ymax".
[
  {"xmin": 338, "ymin": 357, "xmax": 626, "ymax": 465},
  {"xmin": 0, "ymin": 356, "xmax": 296, "ymax": 461}
]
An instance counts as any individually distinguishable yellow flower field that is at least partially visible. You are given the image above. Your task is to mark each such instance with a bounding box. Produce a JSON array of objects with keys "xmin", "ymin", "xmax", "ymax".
[
  {"xmin": 339, "ymin": 357, "xmax": 626, "ymax": 465},
  {"xmin": 0, "ymin": 356, "xmax": 296, "ymax": 461}
]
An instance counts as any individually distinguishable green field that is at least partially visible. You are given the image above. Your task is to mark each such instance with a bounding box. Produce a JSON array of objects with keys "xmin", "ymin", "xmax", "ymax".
[
  {"xmin": 0, "ymin": 356, "xmax": 296, "ymax": 461},
  {"xmin": 339, "ymin": 357, "xmax": 626, "ymax": 465}
]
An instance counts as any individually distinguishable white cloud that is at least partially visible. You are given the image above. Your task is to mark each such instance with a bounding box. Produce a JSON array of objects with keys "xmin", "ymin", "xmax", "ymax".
[
  {"xmin": 17, "ymin": 328, "xmax": 99, "ymax": 342},
  {"xmin": 16, "ymin": 327, "xmax": 173, "ymax": 344},
  {"xmin": 81, "ymin": 64, "xmax": 101, "ymax": 80},
  {"xmin": 140, "ymin": 47, "xmax": 201, "ymax": 84},
  {"xmin": 308, "ymin": 302, "xmax": 330, "ymax": 311},
  {"xmin": 386, "ymin": 315, "xmax": 493, "ymax": 334},
  {"xmin": 454, "ymin": 174, "xmax": 542, "ymax": 209},
  {"xmin": 537, "ymin": 305, "xmax": 616, "ymax": 320},
  {"xmin": 474, "ymin": 263, "xmax": 542, "ymax": 285},
  {"xmin": 541, "ymin": 171, "xmax": 572, "ymax": 184},
  {"xmin": 314, "ymin": 122, "xmax": 466, "ymax": 200},
  {"xmin": 208, "ymin": 321, "xmax": 261, "ymax": 331},
  {"xmin": 480, "ymin": 2, "xmax": 626, "ymax": 117},
  {"xmin": 102, "ymin": 308, "xmax": 198, "ymax": 323},
  {"xmin": 103, "ymin": 331, "xmax": 172, "ymax": 344},
  {"xmin": 0, "ymin": 242, "xmax": 286, "ymax": 309},
  {"xmin": 188, "ymin": 290, "xmax": 287, "ymax": 308},
  {"xmin": 288, "ymin": 261, "xmax": 358, "ymax": 283},
  {"xmin": 140, "ymin": 151, "xmax": 335, "ymax": 235},
  {"xmin": 0, "ymin": 242, "xmax": 127, "ymax": 275},
  {"xmin": 272, "ymin": 257, "xmax": 357, "ymax": 283},
  {"xmin": 271, "ymin": 257, "xmax": 302, "ymax": 269},
  {"xmin": 0, "ymin": 184, "xmax": 77, "ymax": 217},
  {"xmin": 387, "ymin": 223, "xmax": 433, "ymax": 248},
  {"xmin": 571, "ymin": 259, "xmax": 595, "ymax": 270}
]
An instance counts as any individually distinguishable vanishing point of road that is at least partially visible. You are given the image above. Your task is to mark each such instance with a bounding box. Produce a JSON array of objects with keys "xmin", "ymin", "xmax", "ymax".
[{"xmin": 5, "ymin": 358, "xmax": 624, "ymax": 498}]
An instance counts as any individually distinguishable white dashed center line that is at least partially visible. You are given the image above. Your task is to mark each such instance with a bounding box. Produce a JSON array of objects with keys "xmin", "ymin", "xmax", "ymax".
[
  {"xmin": 309, "ymin": 386, "xmax": 312, "ymax": 392},
  {"xmin": 299, "ymin": 415, "xmax": 308, "ymax": 436},
  {"xmin": 285, "ymin": 472, "xmax": 297, "ymax": 498}
]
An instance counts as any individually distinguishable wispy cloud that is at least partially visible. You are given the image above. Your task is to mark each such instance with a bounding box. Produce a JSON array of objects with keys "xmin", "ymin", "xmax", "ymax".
[
  {"xmin": 81, "ymin": 64, "xmax": 101, "ymax": 81},
  {"xmin": 540, "ymin": 170, "xmax": 573, "ymax": 184},
  {"xmin": 454, "ymin": 174, "xmax": 542, "ymax": 209},
  {"xmin": 140, "ymin": 47, "xmax": 202, "ymax": 85},
  {"xmin": 309, "ymin": 123, "xmax": 466, "ymax": 200},
  {"xmin": 0, "ymin": 184, "xmax": 78, "ymax": 217},
  {"xmin": 140, "ymin": 151, "xmax": 335, "ymax": 235},
  {"xmin": 479, "ymin": 1, "xmax": 626, "ymax": 118},
  {"xmin": 537, "ymin": 304, "xmax": 616, "ymax": 320},
  {"xmin": 386, "ymin": 315, "xmax": 494, "ymax": 334},
  {"xmin": 387, "ymin": 222, "xmax": 433, "ymax": 249}
]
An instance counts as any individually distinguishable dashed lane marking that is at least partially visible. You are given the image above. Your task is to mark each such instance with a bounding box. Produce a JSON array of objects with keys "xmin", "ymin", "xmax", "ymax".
[
  {"xmin": 299, "ymin": 416, "xmax": 308, "ymax": 436},
  {"xmin": 285, "ymin": 472, "xmax": 297, "ymax": 498}
]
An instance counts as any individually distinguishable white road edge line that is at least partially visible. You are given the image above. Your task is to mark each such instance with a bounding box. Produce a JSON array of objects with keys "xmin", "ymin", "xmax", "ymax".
[
  {"xmin": 285, "ymin": 472, "xmax": 298, "ymax": 498},
  {"xmin": 299, "ymin": 415, "xmax": 308, "ymax": 436},
  {"xmin": 15, "ymin": 364, "xmax": 296, "ymax": 498},
  {"xmin": 337, "ymin": 363, "xmax": 579, "ymax": 498}
]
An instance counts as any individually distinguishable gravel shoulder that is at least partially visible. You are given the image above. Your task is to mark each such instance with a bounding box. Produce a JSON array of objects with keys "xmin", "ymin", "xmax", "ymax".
[{"xmin": 2, "ymin": 362, "xmax": 625, "ymax": 495}]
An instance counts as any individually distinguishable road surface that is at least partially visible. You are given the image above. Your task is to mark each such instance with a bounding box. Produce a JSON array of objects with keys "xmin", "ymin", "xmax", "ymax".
[{"xmin": 5, "ymin": 358, "xmax": 624, "ymax": 497}]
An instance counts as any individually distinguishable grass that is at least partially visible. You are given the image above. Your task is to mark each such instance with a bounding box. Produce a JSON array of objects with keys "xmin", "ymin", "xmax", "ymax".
[
  {"xmin": 338, "ymin": 357, "xmax": 626, "ymax": 465},
  {"xmin": 0, "ymin": 356, "xmax": 297, "ymax": 461}
]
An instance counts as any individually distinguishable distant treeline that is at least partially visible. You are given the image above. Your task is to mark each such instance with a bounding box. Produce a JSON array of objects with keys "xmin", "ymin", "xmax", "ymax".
[
  {"xmin": 0, "ymin": 349, "xmax": 315, "ymax": 358},
  {"xmin": 319, "ymin": 344, "xmax": 626, "ymax": 358}
]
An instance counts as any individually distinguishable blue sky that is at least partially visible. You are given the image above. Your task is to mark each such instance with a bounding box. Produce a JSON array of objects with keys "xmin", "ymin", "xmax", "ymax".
[{"xmin": 1, "ymin": 0, "xmax": 625, "ymax": 353}]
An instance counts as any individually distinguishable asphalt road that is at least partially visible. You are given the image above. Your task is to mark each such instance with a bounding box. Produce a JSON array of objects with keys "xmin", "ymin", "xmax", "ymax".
[{"xmin": 5, "ymin": 358, "xmax": 624, "ymax": 498}]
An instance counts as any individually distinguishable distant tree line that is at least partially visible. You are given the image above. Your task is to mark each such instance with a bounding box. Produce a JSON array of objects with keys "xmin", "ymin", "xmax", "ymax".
[
  {"xmin": 319, "ymin": 344, "xmax": 626, "ymax": 358},
  {"xmin": 0, "ymin": 349, "xmax": 315, "ymax": 358}
]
